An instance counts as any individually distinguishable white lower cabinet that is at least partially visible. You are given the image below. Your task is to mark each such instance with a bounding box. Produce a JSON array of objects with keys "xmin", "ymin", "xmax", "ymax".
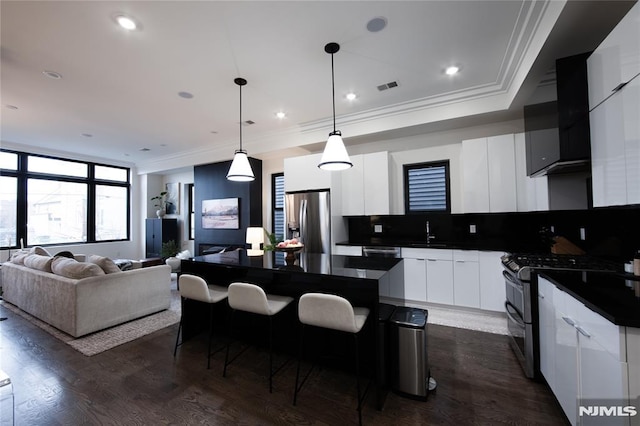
[
  {"xmin": 402, "ymin": 256, "xmax": 427, "ymax": 302},
  {"xmin": 425, "ymin": 249, "xmax": 454, "ymax": 305},
  {"xmin": 538, "ymin": 276, "xmax": 631, "ymax": 426},
  {"xmin": 401, "ymin": 248, "xmax": 504, "ymax": 311},
  {"xmin": 453, "ymin": 250, "xmax": 479, "ymax": 308},
  {"xmin": 478, "ymin": 251, "xmax": 506, "ymax": 311}
]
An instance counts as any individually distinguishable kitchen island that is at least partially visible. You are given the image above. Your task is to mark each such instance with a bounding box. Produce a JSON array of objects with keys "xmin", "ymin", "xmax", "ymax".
[{"xmin": 180, "ymin": 250, "xmax": 404, "ymax": 408}]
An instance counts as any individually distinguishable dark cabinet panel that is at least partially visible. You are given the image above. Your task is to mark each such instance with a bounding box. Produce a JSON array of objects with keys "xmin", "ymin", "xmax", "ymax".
[{"xmin": 145, "ymin": 218, "xmax": 178, "ymax": 258}]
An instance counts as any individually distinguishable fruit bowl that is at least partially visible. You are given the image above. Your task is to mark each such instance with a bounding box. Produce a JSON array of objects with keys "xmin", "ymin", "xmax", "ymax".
[{"xmin": 275, "ymin": 244, "xmax": 304, "ymax": 264}]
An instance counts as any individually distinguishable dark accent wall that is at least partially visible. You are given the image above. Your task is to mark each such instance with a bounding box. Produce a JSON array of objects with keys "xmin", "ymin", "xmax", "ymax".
[
  {"xmin": 347, "ymin": 205, "xmax": 640, "ymax": 262},
  {"xmin": 194, "ymin": 158, "xmax": 262, "ymax": 254}
]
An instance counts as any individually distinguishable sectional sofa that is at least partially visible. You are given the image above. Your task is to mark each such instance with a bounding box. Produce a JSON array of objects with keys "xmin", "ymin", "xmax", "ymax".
[{"xmin": 2, "ymin": 252, "xmax": 171, "ymax": 337}]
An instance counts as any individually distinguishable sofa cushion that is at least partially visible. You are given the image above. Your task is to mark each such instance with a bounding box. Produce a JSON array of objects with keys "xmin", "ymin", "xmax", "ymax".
[
  {"xmin": 23, "ymin": 254, "xmax": 53, "ymax": 272},
  {"xmin": 88, "ymin": 255, "xmax": 122, "ymax": 274},
  {"xmin": 10, "ymin": 252, "xmax": 30, "ymax": 265},
  {"xmin": 51, "ymin": 257, "xmax": 105, "ymax": 279}
]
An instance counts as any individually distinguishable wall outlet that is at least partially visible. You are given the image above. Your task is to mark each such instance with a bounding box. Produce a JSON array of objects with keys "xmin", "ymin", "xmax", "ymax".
[
  {"xmin": 374, "ymin": 224, "xmax": 383, "ymax": 233},
  {"xmin": 550, "ymin": 225, "xmax": 555, "ymax": 233},
  {"xmin": 580, "ymin": 227, "xmax": 586, "ymax": 240},
  {"xmin": 469, "ymin": 224, "xmax": 477, "ymax": 234}
]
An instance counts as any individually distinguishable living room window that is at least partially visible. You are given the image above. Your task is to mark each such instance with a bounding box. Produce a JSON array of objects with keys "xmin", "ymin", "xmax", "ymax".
[
  {"xmin": 0, "ymin": 149, "xmax": 130, "ymax": 248},
  {"xmin": 403, "ymin": 160, "xmax": 451, "ymax": 213}
]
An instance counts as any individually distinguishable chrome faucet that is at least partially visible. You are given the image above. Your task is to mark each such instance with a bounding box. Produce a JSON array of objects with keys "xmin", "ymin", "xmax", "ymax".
[{"xmin": 426, "ymin": 220, "xmax": 436, "ymax": 243}]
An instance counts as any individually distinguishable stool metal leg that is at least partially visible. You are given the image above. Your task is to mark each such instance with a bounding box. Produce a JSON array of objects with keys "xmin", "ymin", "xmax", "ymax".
[
  {"xmin": 207, "ymin": 303, "xmax": 214, "ymax": 369},
  {"xmin": 173, "ymin": 297, "xmax": 185, "ymax": 357},
  {"xmin": 223, "ymin": 309, "xmax": 235, "ymax": 377}
]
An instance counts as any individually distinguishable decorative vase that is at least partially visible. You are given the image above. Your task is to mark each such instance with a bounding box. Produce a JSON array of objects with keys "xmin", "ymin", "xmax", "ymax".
[
  {"xmin": 165, "ymin": 256, "xmax": 181, "ymax": 272},
  {"xmin": 156, "ymin": 208, "xmax": 166, "ymax": 218}
]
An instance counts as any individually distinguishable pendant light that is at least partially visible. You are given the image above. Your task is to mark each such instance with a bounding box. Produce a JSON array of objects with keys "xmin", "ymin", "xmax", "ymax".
[
  {"xmin": 318, "ymin": 42, "xmax": 353, "ymax": 171},
  {"xmin": 227, "ymin": 77, "xmax": 255, "ymax": 182}
]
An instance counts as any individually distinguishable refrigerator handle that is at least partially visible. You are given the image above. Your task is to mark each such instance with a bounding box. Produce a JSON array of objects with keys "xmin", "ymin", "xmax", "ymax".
[{"xmin": 299, "ymin": 199, "xmax": 308, "ymax": 244}]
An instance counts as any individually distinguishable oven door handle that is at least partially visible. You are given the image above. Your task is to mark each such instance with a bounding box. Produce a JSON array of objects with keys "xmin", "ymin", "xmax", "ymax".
[
  {"xmin": 504, "ymin": 301, "xmax": 526, "ymax": 328},
  {"xmin": 503, "ymin": 270, "xmax": 524, "ymax": 291}
]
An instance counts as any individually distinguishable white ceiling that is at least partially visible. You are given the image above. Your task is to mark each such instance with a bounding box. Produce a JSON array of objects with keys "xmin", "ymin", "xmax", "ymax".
[{"xmin": 0, "ymin": 1, "xmax": 635, "ymax": 174}]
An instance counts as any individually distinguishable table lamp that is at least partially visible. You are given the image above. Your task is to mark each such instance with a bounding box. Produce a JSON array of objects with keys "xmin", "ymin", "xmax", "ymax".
[{"xmin": 246, "ymin": 227, "xmax": 265, "ymax": 256}]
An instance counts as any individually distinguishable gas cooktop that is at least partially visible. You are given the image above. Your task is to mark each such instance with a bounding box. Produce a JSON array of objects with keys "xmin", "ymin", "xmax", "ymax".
[{"xmin": 502, "ymin": 253, "xmax": 621, "ymax": 281}]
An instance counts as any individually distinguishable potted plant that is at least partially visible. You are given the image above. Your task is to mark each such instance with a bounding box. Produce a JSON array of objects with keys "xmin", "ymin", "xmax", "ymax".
[
  {"xmin": 151, "ymin": 191, "xmax": 168, "ymax": 218},
  {"xmin": 161, "ymin": 240, "xmax": 181, "ymax": 271}
]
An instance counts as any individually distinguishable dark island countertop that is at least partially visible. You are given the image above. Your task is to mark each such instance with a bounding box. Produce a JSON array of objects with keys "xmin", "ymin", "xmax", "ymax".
[
  {"xmin": 190, "ymin": 251, "xmax": 403, "ymax": 280},
  {"xmin": 539, "ymin": 270, "xmax": 640, "ymax": 328}
]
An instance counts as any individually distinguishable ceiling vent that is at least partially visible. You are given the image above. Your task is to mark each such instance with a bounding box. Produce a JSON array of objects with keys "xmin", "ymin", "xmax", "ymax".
[{"xmin": 377, "ymin": 81, "xmax": 399, "ymax": 91}]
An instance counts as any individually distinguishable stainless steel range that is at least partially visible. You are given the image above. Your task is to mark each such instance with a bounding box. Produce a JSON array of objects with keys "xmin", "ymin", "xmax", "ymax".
[{"xmin": 501, "ymin": 253, "xmax": 619, "ymax": 378}]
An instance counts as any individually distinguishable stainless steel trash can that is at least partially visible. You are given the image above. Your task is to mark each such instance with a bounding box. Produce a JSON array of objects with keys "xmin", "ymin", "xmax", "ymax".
[{"xmin": 390, "ymin": 307, "xmax": 431, "ymax": 400}]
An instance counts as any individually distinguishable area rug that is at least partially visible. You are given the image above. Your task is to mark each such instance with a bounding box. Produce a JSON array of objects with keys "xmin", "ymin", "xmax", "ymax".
[{"xmin": 1, "ymin": 290, "xmax": 180, "ymax": 356}]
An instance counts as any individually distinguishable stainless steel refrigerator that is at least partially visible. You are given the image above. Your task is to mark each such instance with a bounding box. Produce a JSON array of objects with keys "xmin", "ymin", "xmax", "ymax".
[{"xmin": 284, "ymin": 190, "xmax": 331, "ymax": 254}]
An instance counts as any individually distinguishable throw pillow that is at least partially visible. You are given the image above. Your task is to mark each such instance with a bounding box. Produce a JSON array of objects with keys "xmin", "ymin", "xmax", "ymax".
[
  {"xmin": 51, "ymin": 257, "xmax": 105, "ymax": 279},
  {"xmin": 23, "ymin": 254, "xmax": 53, "ymax": 272},
  {"xmin": 88, "ymin": 255, "xmax": 122, "ymax": 274},
  {"xmin": 31, "ymin": 246, "xmax": 52, "ymax": 257}
]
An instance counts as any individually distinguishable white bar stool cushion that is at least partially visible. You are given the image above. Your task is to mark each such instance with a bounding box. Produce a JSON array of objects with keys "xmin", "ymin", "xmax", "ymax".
[
  {"xmin": 298, "ymin": 293, "xmax": 369, "ymax": 333},
  {"xmin": 228, "ymin": 282, "xmax": 293, "ymax": 316},
  {"xmin": 179, "ymin": 274, "xmax": 228, "ymax": 304}
]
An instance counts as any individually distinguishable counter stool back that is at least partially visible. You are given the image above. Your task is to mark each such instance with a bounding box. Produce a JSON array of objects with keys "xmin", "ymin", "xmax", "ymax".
[
  {"xmin": 173, "ymin": 274, "xmax": 228, "ymax": 369},
  {"xmin": 223, "ymin": 282, "xmax": 293, "ymax": 393},
  {"xmin": 294, "ymin": 292, "xmax": 371, "ymax": 426}
]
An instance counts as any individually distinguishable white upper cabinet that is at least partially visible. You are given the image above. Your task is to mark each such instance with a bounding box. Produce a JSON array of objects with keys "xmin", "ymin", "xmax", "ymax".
[
  {"xmin": 462, "ymin": 134, "xmax": 517, "ymax": 213},
  {"xmin": 284, "ymin": 153, "xmax": 332, "ymax": 192},
  {"xmin": 514, "ymin": 133, "xmax": 549, "ymax": 211},
  {"xmin": 587, "ymin": 2, "xmax": 640, "ymax": 109},
  {"xmin": 462, "ymin": 137, "xmax": 490, "ymax": 212},
  {"xmin": 340, "ymin": 151, "xmax": 390, "ymax": 216},
  {"xmin": 589, "ymin": 2, "xmax": 640, "ymax": 207}
]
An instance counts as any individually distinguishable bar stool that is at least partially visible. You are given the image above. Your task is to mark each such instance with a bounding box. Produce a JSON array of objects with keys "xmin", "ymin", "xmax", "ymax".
[
  {"xmin": 223, "ymin": 282, "xmax": 293, "ymax": 393},
  {"xmin": 294, "ymin": 293, "xmax": 371, "ymax": 426},
  {"xmin": 173, "ymin": 274, "xmax": 228, "ymax": 369}
]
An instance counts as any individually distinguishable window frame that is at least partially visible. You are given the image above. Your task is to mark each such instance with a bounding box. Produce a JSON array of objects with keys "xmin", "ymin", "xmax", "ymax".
[
  {"xmin": 272, "ymin": 173, "xmax": 284, "ymax": 240},
  {"xmin": 0, "ymin": 149, "xmax": 131, "ymax": 249},
  {"xmin": 403, "ymin": 160, "xmax": 451, "ymax": 214}
]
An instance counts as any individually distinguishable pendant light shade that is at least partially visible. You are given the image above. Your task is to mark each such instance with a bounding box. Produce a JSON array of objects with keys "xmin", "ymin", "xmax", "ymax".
[
  {"xmin": 318, "ymin": 42, "xmax": 352, "ymax": 171},
  {"xmin": 227, "ymin": 77, "xmax": 255, "ymax": 182}
]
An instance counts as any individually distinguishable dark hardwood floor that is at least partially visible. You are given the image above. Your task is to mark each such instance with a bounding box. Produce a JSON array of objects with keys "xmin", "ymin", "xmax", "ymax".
[{"xmin": 0, "ymin": 301, "xmax": 567, "ymax": 425}]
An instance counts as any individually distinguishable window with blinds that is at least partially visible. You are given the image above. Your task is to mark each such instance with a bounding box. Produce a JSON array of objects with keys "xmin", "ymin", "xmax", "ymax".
[
  {"xmin": 272, "ymin": 173, "xmax": 285, "ymax": 240},
  {"xmin": 403, "ymin": 160, "xmax": 451, "ymax": 213}
]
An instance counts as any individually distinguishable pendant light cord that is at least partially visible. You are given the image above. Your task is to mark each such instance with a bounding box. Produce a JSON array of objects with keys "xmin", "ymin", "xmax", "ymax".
[
  {"xmin": 331, "ymin": 52, "xmax": 336, "ymax": 133},
  {"xmin": 239, "ymin": 83, "xmax": 243, "ymax": 151}
]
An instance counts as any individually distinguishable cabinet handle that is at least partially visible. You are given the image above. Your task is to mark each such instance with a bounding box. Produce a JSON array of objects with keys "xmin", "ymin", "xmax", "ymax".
[
  {"xmin": 575, "ymin": 325, "xmax": 591, "ymax": 338},
  {"xmin": 612, "ymin": 82, "xmax": 628, "ymax": 92},
  {"xmin": 562, "ymin": 316, "xmax": 576, "ymax": 326},
  {"xmin": 427, "ymin": 258, "xmax": 437, "ymax": 262}
]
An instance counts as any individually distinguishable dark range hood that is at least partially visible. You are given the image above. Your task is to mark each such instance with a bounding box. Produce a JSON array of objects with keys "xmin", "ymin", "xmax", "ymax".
[{"xmin": 525, "ymin": 52, "xmax": 592, "ymax": 177}]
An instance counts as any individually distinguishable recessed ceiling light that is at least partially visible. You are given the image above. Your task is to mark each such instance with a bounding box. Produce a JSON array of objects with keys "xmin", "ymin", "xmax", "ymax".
[
  {"xmin": 346, "ymin": 93, "xmax": 357, "ymax": 101},
  {"xmin": 445, "ymin": 66, "xmax": 460, "ymax": 76},
  {"xmin": 367, "ymin": 17, "xmax": 387, "ymax": 32},
  {"xmin": 114, "ymin": 14, "xmax": 138, "ymax": 31},
  {"xmin": 275, "ymin": 111, "xmax": 286, "ymax": 119},
  {"xmin": 5, "ymin": 105, "xmax": 18, "ymax": 110},
  {"xmin": 178, "ymin": 91, "xmax": 194, "ymax": 99},
  {"xmin": 43, "ymin": 70, "xmax": 62, "ymax": 79}
]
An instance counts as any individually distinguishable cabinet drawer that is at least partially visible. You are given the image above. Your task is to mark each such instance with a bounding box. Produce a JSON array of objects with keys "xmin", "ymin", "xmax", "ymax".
[
  {"xmin": 577, "ymin": 304, "xmax": 626, "ymax": 362},
  {"xmin": 453, "ymin": 249, "xmax": 479, "ymax": 262},
  {"xmin": 401, "ymin": 247, "xmax": 428, "ymax": 259}
]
